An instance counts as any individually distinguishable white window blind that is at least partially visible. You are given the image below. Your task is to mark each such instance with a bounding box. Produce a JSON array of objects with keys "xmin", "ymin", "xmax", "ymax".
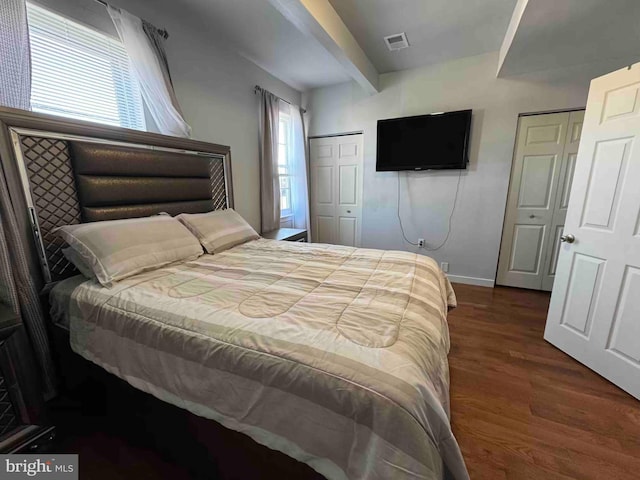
[{"xmin": 27, "ymin": 3, "xmax": 146, "ymax": 130}]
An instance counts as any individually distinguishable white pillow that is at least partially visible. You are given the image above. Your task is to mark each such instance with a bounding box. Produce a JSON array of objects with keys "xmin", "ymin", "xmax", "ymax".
[
  {"xmin": 56, "ymin": 215, "xmax": 203, "ymax": 287},
  {"xmin": 62, "ymin": 247, "xmax": 96, "ymax": 280},
  {"xmin": 177, "ymin": 209, "xmax": 259, "ymax": 254}
]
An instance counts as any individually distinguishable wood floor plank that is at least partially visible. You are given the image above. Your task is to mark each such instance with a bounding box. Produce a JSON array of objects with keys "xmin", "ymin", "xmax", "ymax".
[{"xmin": 448, "ymin": 283, "xmax": 640, "ymax": 480}]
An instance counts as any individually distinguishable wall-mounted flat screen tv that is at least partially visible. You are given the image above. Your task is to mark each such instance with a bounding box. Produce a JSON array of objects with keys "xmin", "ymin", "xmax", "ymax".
[{"xmin": 376, "ymin": 109, "xmax": 472, "ymax": 171}]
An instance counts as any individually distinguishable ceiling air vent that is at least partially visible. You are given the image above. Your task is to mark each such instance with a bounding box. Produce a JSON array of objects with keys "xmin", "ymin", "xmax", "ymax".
[{"xmin": 384, "ymin": 32, "xmax": 409, "ymax": 51}]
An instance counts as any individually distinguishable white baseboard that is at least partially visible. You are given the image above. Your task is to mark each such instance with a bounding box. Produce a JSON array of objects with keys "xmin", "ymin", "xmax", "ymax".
[{"xmin": 446, "ymin": 274, "xmax": 495, "ymax": 288}]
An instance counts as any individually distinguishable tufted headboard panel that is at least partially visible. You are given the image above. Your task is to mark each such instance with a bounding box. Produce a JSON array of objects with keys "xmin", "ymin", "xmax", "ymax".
[
  {"xmin": 2, "ymin": 109, "xmax": 233, "ymax": 286},
  {"xmin": 69, "ymin": 141, "xmax": 227, "ymax": 222}
]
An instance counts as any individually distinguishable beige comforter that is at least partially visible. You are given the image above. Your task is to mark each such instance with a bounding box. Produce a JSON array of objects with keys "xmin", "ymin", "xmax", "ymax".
[{"xmin": 51, "ymin": 239, "xmax": 468, "ymax": 480}]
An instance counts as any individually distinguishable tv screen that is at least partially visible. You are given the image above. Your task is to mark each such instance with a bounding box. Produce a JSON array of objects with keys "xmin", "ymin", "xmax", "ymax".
[{"xmin": 376, "ymin": 109, "xmax": 472, "ymax": 171}]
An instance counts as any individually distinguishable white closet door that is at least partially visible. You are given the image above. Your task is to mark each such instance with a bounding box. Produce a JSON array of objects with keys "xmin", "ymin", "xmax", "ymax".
[
  {"xmin": 309, "ymin": 134, "xmax": 363, "ymax": 246},
  {"xmin": 309, "ymin": 137, "xmax": 336, "ymax": 244},
  {"xmin": 545, "ymin": 64, "xmax": 640, "ymax": 400},
  {"xmin": 497, "ymin": 112, "xmax": 571, "ymax": 290},
  {"xmin": 542, "ymin": 111, "xmax": 585, "ymax": 291}
]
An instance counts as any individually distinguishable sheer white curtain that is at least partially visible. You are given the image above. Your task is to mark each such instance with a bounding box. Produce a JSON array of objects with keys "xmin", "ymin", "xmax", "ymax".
[
  {"xmin": 0, "ymin": 0, "xmax": 31, "ymax": 109},
  {"xmin": 289, "ymin": 105, "xmax": 310, "ymax": 239},
  {"xmin": 108, "ymin": 6, "xmax": 191, "ymax": 138}
]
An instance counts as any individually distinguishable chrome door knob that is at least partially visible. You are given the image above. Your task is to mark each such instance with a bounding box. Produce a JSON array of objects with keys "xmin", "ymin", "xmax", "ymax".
[{"xmin": 560, "ymin": 234, "xmax": 575, "ymax": 243}]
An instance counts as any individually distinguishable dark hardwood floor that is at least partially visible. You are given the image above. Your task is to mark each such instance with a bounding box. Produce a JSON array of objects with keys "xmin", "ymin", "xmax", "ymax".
[
  {"xmin": 448, "ymin": 283, "xmax": 640, "ymax": 480},
  {"xmin": 47, "ymin": 284, "xmax": 640, "ymax": 479}
]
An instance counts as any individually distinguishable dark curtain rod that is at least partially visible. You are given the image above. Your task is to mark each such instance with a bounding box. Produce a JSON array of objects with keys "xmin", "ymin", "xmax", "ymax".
[
  {"xmin": 92, "ymin": 0, "xmax": 169, "ymax": 39},
  {"xmin": 254, "ymin": 86, "xmax": 307, "ymax": 114}
]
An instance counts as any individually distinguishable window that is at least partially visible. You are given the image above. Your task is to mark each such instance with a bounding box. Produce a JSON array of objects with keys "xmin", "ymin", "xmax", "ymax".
[
  {"xmin": 278, "ymin": 112, "xmax": 293, "ymax": 218},
  {"xmin": 27, "ymin": 3, "xmax": 145, "ymax": 130}
]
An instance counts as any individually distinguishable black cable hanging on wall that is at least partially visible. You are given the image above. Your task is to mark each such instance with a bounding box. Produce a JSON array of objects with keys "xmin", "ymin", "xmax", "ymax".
[{"xmin": 396, "ymin": 170, "xmax": 462, "ymax": 251}]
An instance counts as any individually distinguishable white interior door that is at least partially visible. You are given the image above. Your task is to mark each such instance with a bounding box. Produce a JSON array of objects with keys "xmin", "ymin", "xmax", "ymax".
[
  {"xmin": 498, "ymin": 111, "xmax": 584, "ymax": 290},
  {"xmin": 542, "ymin": 111, "xmax": 585, "ymax": 290},
  {"xmin": 544, "ymin": 64, "xmax": 640, "ymax": 400},
  {"xmin": 309, "ymin": 134, "xmax": 363, "ymax": 246}
]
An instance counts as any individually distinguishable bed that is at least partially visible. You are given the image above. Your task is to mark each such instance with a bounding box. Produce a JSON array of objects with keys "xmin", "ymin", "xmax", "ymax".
[{"xmin": 1, "ymin": 109, "xmax": 469, "ymax": 480}]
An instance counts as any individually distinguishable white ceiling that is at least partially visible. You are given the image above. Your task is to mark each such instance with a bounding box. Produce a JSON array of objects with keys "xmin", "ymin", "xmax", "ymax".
[
  {"xmin": 327, "ymin": 0, "xmax": 519, "ymax": 73},
  {"xmin": 158, "ymin": 0, "xmax": 351, "ymax": 91},
  {"xmin": 151, "ymin": 0, "xmax": 640, "ymax": 92},
  {"xmin": 498, "ymin": 0, "xmax": 640, "ymax": 77}
]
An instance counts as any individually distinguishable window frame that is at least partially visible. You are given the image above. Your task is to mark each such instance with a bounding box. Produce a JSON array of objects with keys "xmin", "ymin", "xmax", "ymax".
[{"xmin": 278, "ymin": 110, "xmax": 294, "ymax": 220}]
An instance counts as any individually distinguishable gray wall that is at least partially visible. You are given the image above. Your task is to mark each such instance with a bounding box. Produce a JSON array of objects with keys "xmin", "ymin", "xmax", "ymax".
[
  {"xmin": 304, "ymin": 51, "xmax": 627, "ymax": 285},
  {"xmin": 32, "ymin": 0, "xmax": 301, "ymax": 230}
]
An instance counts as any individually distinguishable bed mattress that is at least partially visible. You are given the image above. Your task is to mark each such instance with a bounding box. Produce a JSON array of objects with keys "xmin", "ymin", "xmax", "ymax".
[{"xmin": 50, "ymin": 238, "xmax": 468, "ymax": 480}]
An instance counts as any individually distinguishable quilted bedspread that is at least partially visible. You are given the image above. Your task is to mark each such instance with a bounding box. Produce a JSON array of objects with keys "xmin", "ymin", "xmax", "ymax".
[{"xmin": 51, "ymin": 238, "xmax": 468, "ymax": 480}]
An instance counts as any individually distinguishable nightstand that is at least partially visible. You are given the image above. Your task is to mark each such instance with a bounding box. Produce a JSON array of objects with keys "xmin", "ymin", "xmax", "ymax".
[
  {"xmin": 262, "ymin": 228, "xmax": 308, "ymax": 242},
  {"xmin": 0, "ymin": 304, "xmax": 54, "ymax": 453}
]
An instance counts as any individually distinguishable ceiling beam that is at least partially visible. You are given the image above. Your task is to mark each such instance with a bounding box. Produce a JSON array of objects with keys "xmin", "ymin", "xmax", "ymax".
[
  {"xmin": 268, "ymin": 0, "xmax": 379, "ymax": 94},
  {"xmin": 497, "ymin": 0, "xmax": 529, "ymax": 77}
]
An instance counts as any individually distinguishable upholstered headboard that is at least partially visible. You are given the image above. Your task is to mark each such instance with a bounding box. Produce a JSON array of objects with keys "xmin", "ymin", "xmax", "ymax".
[
  {"xmin": 69, "ymin": 141, "xmax": 227, "ymax": 222},
  {"xmin": 1, "ymin": 109, "xmax": 233, "ymax": 285}
]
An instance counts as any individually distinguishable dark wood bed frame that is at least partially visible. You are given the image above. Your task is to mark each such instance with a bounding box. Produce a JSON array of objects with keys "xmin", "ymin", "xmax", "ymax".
[{"xmin": 0, "ymin": 107, "xmax": 323, "ymax": 478}]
